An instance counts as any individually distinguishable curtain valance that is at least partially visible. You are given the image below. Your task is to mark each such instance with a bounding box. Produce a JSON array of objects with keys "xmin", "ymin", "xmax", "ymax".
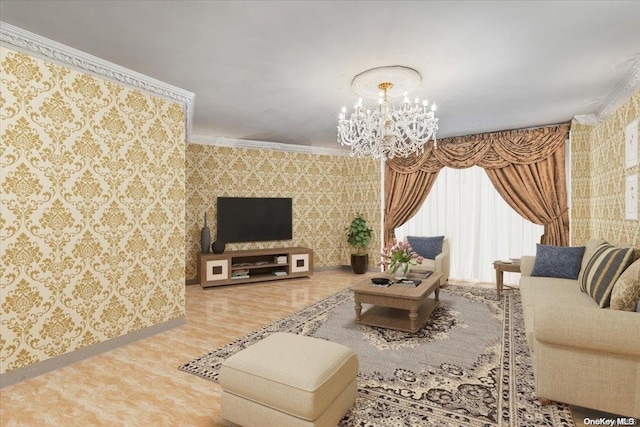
[{"xmin": 386, "ymin": 124, "xmax": 570, "ymax": 173}]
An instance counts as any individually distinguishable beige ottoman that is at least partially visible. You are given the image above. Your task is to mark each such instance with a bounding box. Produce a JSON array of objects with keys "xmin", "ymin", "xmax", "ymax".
[{"xmin": 219, "ymin": 332, "xmax": 359, "ymax": 427}]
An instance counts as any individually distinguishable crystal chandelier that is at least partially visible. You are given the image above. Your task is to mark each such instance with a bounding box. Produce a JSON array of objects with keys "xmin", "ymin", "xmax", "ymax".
[{"xmin": 337, "ymin": 66, "xmax": 439, "ymax": 160}]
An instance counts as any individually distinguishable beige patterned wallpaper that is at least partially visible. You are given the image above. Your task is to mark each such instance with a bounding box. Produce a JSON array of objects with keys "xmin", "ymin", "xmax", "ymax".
[
  {"xmin": 571, "ymin": 89, "xmax": 640, "ymax": 246},
  {"xmin": 185, "ymin": 144, "xmax": 381, "ymax": 280},
  {"xmin": 0, "ymin": 48, "xmax": 186, "ymax": 375},
  {"xmin": 340, "ymin": 157, "xmax": 382, "ymax": 265}
]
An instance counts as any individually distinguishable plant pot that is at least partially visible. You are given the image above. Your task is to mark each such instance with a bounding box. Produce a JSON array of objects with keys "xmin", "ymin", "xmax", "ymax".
[{"xmin": 350, "ymin": 254, "xmax": 369, "ymax": 274}]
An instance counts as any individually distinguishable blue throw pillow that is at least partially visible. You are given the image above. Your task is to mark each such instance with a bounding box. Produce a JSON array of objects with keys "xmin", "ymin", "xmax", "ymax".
[
  {"xmin": 406, "ymin": 236, "xmax": 444, "ymax": 260},
  {"xmin": 531, "ymin": 244, "xmax": 586, "ymax": 280}
]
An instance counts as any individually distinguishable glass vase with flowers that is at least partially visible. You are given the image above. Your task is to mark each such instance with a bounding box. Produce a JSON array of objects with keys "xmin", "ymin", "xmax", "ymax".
[{"xmin": 378, "ymin": 239, "xmax": 424, "ymax": 280}]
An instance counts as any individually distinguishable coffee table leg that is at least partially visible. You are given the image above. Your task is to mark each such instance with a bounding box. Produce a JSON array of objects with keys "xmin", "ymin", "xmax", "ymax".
[
  {"xmin": 496, "ymin": 269, "xmax": 502, "ymax": 299},
  {"xmin": 355, "ymin": 301, "xmax": 362, "ymax": 321},
  {"xmin": 409, "ymin": 310, "xmax": 418, "ymax": 331},
  {"xmin": 435, "ymin": 286, "xmax": 440, "ymax": 301}
]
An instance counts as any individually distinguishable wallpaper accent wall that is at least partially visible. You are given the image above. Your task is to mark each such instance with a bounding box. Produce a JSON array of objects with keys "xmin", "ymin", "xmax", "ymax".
[
  {"xmin": 0, "ymin": 48, "xmax": 186, "ymax": 375},
  {"xmin": 340, "ymin": 157, "xmax": 382, "ymax": 266},
  {"xmin": 571, "ymin": 89, "xmax": 640, "ymax": 246},
  {"xmin": 569, "ymin": 124, "xmax": 591, "ymax": 244},
  {"xmin": 185, "ymin": 143, "xmax": 381, "ymax": 280}
]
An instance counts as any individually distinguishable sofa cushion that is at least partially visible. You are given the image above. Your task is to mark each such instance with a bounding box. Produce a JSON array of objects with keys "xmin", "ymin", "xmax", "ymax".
[
  {"xmin": 407, "ymin": 235, "xmax": 444, "ymax": 260},
  {"xmin": 519, "ymin": 277, "xmax": 595, "ymax": 350},
  {"xmin": 530, "ymin": 244, "xmax": 585, "ymax": 280},
  {"xmin": 417, "ymin": 258, "xmax": 436, "ymax": 272},
  {"xmin": 580, "ymin": 244, "xmax": 637, "ymax": 308},
  {"xmin": 610, "ymin": 258, "xmax": 640, "ymax": 311}
]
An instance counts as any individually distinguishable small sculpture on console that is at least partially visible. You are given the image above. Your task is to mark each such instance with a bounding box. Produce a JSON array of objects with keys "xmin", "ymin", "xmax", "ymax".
[{"xmin": 212, "ymin": 240, "xmax": 225, "ymax": 254}]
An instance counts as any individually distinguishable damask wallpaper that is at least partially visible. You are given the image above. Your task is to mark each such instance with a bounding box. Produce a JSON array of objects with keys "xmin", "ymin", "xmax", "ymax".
[
  {"xmin": 571, "ymin": 90, "xmax": 640, "ymax": 246},
  {"xmin": 185, "ymin": 144, "xmax": 381, "ymax": 280},
  {"xmin": 0, "ymin": 48, "xmax": 186, "ymax": 375}
]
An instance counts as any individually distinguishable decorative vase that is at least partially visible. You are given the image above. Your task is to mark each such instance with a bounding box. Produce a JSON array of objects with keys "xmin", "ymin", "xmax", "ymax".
[
  {"xmin": 394, "ymin": 262, "xmax": 411, "ymax": 280},
  {"xmin": 200, "ymin": 213, "xmax": 211, "ymax": 254},
  {"xmin": 211, "ymin": 240, "xmax": 225, "ymax": 254}
]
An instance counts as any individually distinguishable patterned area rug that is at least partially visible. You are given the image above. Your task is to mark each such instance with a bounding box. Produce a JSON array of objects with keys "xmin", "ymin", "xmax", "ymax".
[{"xmin": 179, "ymin": 284, "xmax": 575, "ymax": 426}]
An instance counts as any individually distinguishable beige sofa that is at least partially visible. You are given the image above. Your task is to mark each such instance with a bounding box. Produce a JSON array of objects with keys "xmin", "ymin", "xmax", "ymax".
[{"xmin": 519, "ymin": 247, "xmax": 640, "ymax": 417}]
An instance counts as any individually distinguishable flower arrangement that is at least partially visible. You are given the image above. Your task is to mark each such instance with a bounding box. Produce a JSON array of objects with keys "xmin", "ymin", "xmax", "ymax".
[{"xmin": 378, "ymin": 239, "xmax": 424, "ymax": 277}]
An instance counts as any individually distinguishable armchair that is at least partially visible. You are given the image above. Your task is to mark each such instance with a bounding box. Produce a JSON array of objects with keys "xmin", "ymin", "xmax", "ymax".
[{"xmin": 406, "ymin": 236, "xmax": 450, "ymax": 285}]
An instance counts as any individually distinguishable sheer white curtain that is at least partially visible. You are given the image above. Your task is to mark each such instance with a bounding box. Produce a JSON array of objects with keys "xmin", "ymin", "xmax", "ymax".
[{"xmin": 394, "ymin": 166, "xmax": 543, "ymax": 284}]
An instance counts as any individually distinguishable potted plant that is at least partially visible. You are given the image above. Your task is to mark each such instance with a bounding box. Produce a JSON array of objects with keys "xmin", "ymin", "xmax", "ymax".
[{"xmin": 346, "ymin": 212, "xmax": 373, "ymax": 274}]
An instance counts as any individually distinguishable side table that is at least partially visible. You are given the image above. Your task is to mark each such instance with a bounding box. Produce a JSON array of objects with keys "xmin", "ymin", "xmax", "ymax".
[{"xmin": 493, "ymin": 260, "xmax": 521, "ymax": 299}]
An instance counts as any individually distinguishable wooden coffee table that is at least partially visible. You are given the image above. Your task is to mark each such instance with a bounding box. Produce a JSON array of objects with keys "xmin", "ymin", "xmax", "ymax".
[{"xmin": 352, "ymin": 272, "xmax": 442, "ymax": 333}]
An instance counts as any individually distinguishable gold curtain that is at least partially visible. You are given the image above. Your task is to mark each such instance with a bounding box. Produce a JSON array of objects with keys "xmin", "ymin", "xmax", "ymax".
[
  {"xmin": 384, "ymin": 123, "xmax": 570, "ymax": 246},
  {"xmin": 383, "ymin": 168, "xmax": 441, "ymax": 244},
  {"xmin": 485, "ymin": 151, "xmax": 569, "ymax": 246}
]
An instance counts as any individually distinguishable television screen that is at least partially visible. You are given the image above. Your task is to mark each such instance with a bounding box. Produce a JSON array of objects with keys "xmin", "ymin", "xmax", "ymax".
[{"xmin": 216, "ymin": 197, "xmax": 292, "ymax": 243}]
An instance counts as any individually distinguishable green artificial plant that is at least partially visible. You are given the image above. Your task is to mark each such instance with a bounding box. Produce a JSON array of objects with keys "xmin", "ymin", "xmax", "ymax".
[{"xmin": 346, "ymin": 212, "xmax": 373, "ymax": 254}]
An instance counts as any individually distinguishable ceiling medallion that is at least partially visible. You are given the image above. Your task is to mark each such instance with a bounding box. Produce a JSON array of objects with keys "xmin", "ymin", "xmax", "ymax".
[{"xmin": 337, "ymin": 66, "xmax": 438, "ymax": 160}]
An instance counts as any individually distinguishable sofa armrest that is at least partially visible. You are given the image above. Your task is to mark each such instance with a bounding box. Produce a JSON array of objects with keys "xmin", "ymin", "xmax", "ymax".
[
  {"xmin": 534, "ymin": 304, "xmax": 640, "ymax": 357},
  {"xmin": 520, "ymin": 255, "xmax": 535, "ymax": 277},
  {"xmin": 434, "ymin": 250, "xmax": 450, "ymax": 281}
]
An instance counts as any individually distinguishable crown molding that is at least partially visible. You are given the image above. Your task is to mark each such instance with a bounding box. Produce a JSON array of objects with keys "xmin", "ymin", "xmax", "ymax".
[
  {"xmin": 572, "ymin": 114, "xmax": 602, "ymax": 125},
  {"xmin": 596, "ymin": 57, "xmax": 640, "ymax": 119},
  {"xmin": 190, "ymin": 135, "xmax": 352, "ymax": 157},
  {"xmin": 572, "ymin": 58, "xmax": 640, "ymax": 126},
  {"xmin": 0, "ymin": 22, "xmax": 195, "ymax": 141}
]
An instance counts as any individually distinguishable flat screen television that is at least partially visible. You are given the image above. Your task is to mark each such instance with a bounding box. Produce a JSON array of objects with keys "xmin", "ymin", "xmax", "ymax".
[{"xmin": 216, "ymin": 197, "xmax": 292, "ymax": 243}]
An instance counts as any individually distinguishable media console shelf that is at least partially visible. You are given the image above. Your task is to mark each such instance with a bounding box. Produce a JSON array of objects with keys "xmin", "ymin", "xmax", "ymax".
[{"xmin": 198, "ymin": 247, "xmax": 313, "ymax": 288}]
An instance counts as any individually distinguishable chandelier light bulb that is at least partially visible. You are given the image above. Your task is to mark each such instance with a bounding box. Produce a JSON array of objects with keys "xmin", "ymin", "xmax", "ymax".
[{"xmin": 431, "ymin": 103, "xmax": 437, "ymax": 111}]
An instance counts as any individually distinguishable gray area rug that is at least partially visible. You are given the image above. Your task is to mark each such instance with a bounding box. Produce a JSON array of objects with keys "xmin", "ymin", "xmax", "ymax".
[{"xmin": 179, "ymin": 284, "xmax": 575, "ymax": 426}]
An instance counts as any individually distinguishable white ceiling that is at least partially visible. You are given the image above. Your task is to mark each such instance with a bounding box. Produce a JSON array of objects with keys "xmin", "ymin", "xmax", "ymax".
[{"xmin": 2, "ymin": 1, "xmax": 640, "ymax": 149}]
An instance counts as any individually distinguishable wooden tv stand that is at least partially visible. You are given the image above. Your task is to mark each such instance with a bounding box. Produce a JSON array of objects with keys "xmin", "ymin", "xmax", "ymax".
[{"xmin": 198, "ymin": 247, "xmax": 313, "ymax": 288}]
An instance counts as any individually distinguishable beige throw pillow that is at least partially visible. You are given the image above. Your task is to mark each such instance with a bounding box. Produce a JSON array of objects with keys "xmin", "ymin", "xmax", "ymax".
[
  {"xmin": 580, "ymin": 244, "xmax": 637, "ymax": 307},
  {"xmin": 577, "ymin": 238, "xmax": 607, "ymax": 286},
  {"xmin": 610, "ymin": 258, "xmax": 640, "ymax": 311}
]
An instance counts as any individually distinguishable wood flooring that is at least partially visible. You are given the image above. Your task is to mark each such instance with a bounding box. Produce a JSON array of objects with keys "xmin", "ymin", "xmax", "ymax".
[{"xmin": 0, "ymin": 271, "xmax": 625, "ymax": 426}]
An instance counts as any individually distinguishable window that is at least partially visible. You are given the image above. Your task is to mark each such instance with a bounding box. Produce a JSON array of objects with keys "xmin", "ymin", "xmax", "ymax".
[{"xmin": 395, "ymin": 166, "xmax": 543, "ymax": 284}]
